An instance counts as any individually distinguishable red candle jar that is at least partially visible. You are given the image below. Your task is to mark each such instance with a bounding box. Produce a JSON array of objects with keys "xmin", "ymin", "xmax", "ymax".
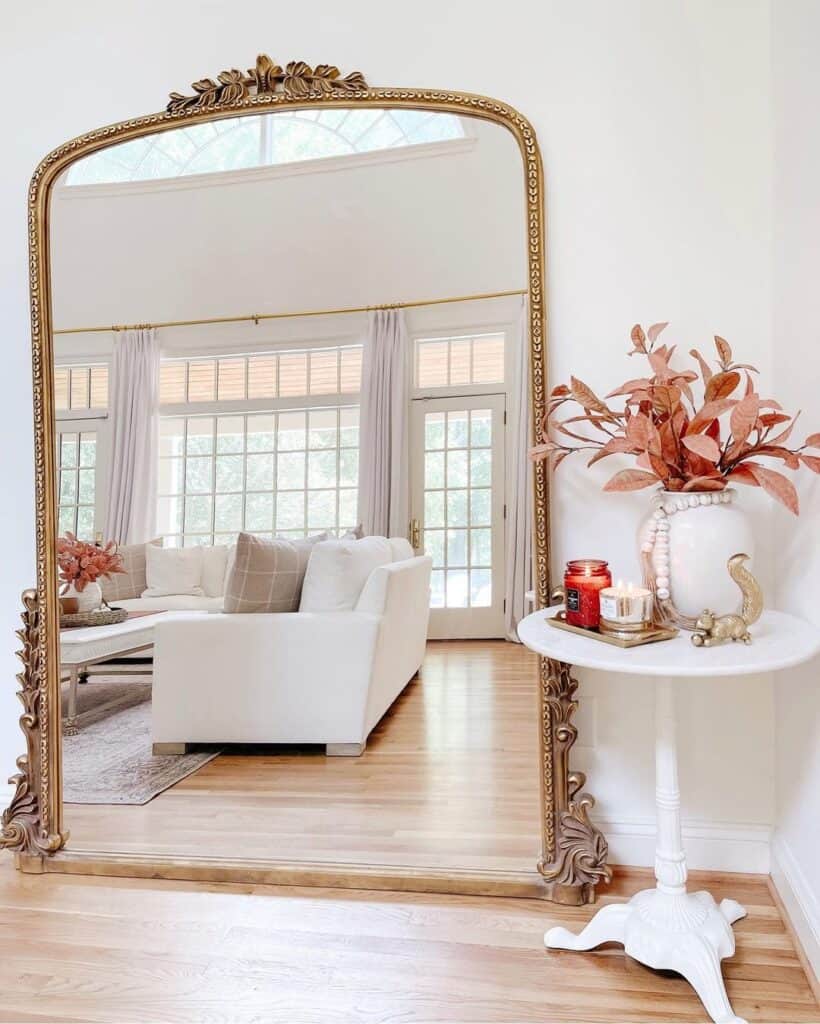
[{"xmin": 563, "ymin": 559, "xmax": 612, "ymax": 628}]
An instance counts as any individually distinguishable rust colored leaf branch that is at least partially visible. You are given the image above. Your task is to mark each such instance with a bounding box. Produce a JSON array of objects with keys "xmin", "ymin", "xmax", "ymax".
[{"xmin": 530, "ymin": 323, "xmax": 816, "ymax": 513}]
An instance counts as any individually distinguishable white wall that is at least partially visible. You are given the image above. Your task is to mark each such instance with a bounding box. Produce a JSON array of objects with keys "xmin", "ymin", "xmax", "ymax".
[
  {"xmin": 50, "ymin": 118, "xmax": 525, "ymax": 327},
  {"xmin": 771, "ymin": 0, "xmax": 820, "ymax": 975},
  {"xmin": 1, "ymin": 0, "xmax": 777, "ymax": 871}
]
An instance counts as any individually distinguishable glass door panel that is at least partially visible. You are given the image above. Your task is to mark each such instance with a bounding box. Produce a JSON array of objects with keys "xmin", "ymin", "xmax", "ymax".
[{"xmin": 411, "ymin": 395, "xmax": 505, "ymax": 638}]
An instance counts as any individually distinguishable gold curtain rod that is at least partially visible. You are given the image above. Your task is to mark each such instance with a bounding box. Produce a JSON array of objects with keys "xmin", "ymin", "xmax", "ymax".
[{"xmin": 54, "ymin": 288, "xmax": 526, "ymax": 336}]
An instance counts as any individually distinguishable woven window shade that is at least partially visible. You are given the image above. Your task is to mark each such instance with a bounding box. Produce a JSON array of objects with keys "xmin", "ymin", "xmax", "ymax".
[
  {"xmin": 187, "ymin": 361, "xmax": 216, "ymax": 402},
  {"xmin": 89, "ymin": 366, "xmax": 109, "ymax": 408},
  {"xmin": 247, "ymin": 355, "xmax": 277, "ymax": 399},
  {"xmin": 217, "ymin": 358, "xmax": 247, "ymax": 401},
  {"xmin": 160, "ymin": 363, "xmax": 187, "ymax": 404},
  {"xmin": 70, "ymin": 368, "xmax": 89, "ymax": 409}
]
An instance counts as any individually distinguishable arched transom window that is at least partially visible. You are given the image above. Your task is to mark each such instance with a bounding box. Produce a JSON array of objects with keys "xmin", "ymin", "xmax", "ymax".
[{"xmin": 66, "ymin": 110, "xmax": 467, "ymax": 185}]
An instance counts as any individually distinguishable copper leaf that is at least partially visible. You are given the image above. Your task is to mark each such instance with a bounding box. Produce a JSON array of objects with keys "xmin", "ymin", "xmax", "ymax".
[
  {"xmin": 682, "ymin": 476, "xmax": 726, "ymax": 491},
  {"xmin": 705, "ymin": 371, "xmax": 741, "ymax": 402},
  {"xmin": 689, "ymin": 348, "xmax": 713, "ymax": 383},
  {"xmin": 602, "ymin": 469, "xmax": 660, "ymax": 492},
  {"xmin": 687, "ymin": 398, "xmax": 738, "ymax": 434},
  {"xmin": 729, "ymin": 395, "xmax": 760, "ymax": 447},
  {"xmin": 682, "ymin": 434, "xmax": 721, "ymax": 462},
  {"xmin": 630, "ymin": 324, "xmax": 647, "ymax": 353},
  {"xmin": 747, "ymin": 464, "xmax": 799, "ymax": 514},
  {"xmin": 714, "ymin": 335, "xmax": 733, "ymax": 367},
  {"xmin": 587, "ymin": 437, "xmax": 637, "ymax": 466},
  {"xmin": 569, "ymin": 377, "xmax": 616, "ymax": 420},
  {"xmin": 728, "ymin": 463, "xmax": 761, "ymax": 486}
]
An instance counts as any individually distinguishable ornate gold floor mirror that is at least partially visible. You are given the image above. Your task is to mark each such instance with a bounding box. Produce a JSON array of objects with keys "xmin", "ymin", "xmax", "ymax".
[{"xmin": 2, "ymin": 55, "xmax": 610, "ymax": 904}]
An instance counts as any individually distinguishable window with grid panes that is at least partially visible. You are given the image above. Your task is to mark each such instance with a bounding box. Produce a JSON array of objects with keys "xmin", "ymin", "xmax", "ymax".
[
  {"xmin": 159, "ymin": 346, "xmax": 362, "ymax": 404},
  {"xmin": 157, "ymin": 343, "xmax": 361, "ymax": 546},
  {"xmin": 54, "ymin": 365, "xmax": 109, "ymax": 411},
  {"xmin": 415, "ymin": 333, "xmax": 505, "ymax": 390},
  {"xmin": 57, "ymin": 430, "xmax": 98, "ymax": 540},
  {"xmin": 157, "ymin": 408, "xmax": 359, "ymax": 546}
]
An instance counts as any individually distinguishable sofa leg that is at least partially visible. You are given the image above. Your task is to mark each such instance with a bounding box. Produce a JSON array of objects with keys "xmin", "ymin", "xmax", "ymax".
[
  {"xmin": 326, "ymin": 742, "xmax": 366, "ymax": 757},
  {"xmin": 153, "ymin": 742, "xmax": 191, "ymax": 755}
]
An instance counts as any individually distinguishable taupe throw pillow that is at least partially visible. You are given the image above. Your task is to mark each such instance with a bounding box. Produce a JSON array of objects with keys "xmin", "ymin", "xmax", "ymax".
[
  {"xmin": 224, "ymin": 532, "xmax": 328, "ymax": 613},
  {"xmin": 100, "ymin": 538, "xmax": 162, "ymax": 603}
]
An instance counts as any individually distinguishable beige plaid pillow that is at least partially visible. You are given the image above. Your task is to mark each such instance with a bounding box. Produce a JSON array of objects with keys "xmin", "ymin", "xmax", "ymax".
[
  {"xmin": 100, "ymin": 539, "xmax": 162, "ymax": 603},
  {"xmin": 224, "ymin": 533, "xmax": 327, "ymax": 613}
]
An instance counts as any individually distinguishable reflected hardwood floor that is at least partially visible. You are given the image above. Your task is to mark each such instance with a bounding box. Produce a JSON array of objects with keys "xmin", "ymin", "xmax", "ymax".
[
  {"xmin": 67, "ymin": 640, "xmax": 544, "ymax": 871},
  {"xmin": 0, "ymin": 862, "xmax": 816, "ymax": 1023}
]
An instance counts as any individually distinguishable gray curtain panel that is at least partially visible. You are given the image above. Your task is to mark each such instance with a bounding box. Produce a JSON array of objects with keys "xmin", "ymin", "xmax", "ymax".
[
  {"xmin": 505, "ymin": 298, "xmax": 533, "ymax": 641},
  {"xmin": 104, "ymin": 328, "xmax": 160, "ymax": 544},
  {"xmin": 357, "ymin": 308, "xmax": 410, "ymax": 538}
]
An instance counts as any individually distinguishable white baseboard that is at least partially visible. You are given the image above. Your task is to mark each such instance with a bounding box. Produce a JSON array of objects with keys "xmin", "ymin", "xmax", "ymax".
[
  {"xmin": 770, "ymin": 833, "xmax": 820, "ymax": 982},
  {"xmin": 601, "ymin": 816, "xmax": 772, "ymax": 874}
]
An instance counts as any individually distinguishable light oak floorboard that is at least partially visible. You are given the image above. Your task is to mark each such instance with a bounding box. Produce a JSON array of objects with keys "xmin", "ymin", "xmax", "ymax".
[
  {"xmin": 67, "ymin": 641, "xmax": 543, "ymax": 872},
  {"xmin": 0, "ymin": 861, "xmax": 816, "ymax": 1023}
]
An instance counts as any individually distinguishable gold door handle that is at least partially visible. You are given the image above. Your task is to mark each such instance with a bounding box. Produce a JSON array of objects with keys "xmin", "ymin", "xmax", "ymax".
[{"xmin": 409, "ymin": 518, "xmax": 421, "ymax": 550}]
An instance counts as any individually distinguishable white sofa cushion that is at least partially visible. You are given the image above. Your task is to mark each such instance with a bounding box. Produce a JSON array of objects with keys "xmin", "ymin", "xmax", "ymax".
[
  {"xmin": 388, "ymin": 537, "xmax": 414, "ymax": 561},
  {"xmin": 143, "ymin": 545, "xmax": 204, "ymax": 598},
  {"xmin": 201, "ymin": 544, "xmax": 230, "ymax": 597},
  {"xmin": 300, "ymin": 536, "xmax": 393, "ymax": 613}
]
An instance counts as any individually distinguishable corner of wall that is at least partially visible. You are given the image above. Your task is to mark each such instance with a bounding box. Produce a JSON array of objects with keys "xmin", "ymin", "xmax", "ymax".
[{"xmin": 771, "ymin": 831, "xmax": 820, "ymax": 983}]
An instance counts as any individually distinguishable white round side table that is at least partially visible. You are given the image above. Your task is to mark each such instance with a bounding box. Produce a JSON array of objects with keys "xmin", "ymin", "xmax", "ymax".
[{"xmin": 518, "ymin": 607, "xmax": 819, "ymax": 1024}]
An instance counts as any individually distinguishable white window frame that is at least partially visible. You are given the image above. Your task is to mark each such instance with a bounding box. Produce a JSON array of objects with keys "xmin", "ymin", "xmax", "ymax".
[
  {"xmin": 157, "ymin": 340, "xmax": 362, "ymax": 547},
  {"xmin": 410, "ymin": 322, "xmax": 512, "ymax": 402},
  {"xmin": 55, "ymin": 414, "xmax": 110, "ymax": 541}
]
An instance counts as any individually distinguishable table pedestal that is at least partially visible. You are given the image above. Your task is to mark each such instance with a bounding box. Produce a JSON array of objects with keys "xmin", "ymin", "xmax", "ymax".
[{"xmin": 545, "ymin": 676, "xmax": 747, "ymax": 1024}]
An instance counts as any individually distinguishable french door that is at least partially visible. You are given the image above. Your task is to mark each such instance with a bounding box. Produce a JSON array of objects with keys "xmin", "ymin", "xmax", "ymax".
[{"xmin": 410, "ymin": 395, "xmax": 506, "ymax": 639}]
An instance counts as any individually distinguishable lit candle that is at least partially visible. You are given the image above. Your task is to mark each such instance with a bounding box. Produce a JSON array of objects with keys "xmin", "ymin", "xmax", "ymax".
[
  {"xmin": 563, "ymin": 559, "xmax": 612, "ymax": 628},
  {"xmin": 599, "ymin": 580, "xmax": 654, "ymax": 636}
]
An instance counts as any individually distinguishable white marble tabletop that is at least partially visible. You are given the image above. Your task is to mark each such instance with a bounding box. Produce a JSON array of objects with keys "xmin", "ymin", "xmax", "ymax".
[{"xmin": 518, "ymin": 606, "xmax": 820, "ymax": 677}]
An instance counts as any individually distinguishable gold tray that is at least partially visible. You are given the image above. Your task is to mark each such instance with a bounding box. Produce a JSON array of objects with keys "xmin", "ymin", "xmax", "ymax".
[{"xmin": 547, "ymin": 610, "xmax": 678, "ymax": 648}]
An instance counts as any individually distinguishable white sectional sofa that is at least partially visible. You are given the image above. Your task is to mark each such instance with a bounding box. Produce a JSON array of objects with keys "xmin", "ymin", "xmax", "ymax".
[{"xmin": 151, "ymin": 540, "xmax": 432, "ymax": 756}]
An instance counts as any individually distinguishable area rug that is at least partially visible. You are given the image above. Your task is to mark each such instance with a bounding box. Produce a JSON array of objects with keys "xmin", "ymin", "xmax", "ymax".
[{"xmin": 61, "ymin": 676, "xmax": 221, "ymax": 805}]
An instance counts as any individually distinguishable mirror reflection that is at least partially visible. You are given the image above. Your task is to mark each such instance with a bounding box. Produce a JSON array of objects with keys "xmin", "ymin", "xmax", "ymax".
[{"xmin": 51, "ymin": 108, "xmax": 537, "ymax": 874}]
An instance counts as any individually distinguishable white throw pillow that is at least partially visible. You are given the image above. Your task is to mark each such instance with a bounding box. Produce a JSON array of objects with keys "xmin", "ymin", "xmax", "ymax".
[
  {"xmin": 142, "ymin": 544, "xmax": 204, "ymax": 598},
  {"xmin": 200, "ymin": 545, "xmax": 230, "ymax": 597},
  {"xmin": 388, "ymin": 537, "xmax": 414, "ymax": 562},
  {"xmin": 299, "ymin": 536, "xmax": 393, "ymax": 613}
]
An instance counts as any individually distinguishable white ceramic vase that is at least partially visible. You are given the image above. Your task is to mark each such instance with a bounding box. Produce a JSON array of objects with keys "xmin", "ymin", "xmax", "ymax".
[
  {"xmin": 638, "ymin": 488, "xmax": 755, "ymax": 620},
  {"xmin": 63, "ymin": 580, "xmax": 103, "ymax": 613}
]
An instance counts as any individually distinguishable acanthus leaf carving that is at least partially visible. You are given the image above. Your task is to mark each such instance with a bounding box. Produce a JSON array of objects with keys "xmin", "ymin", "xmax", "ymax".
[
  {"xmin": 167, "ymin": 54, "xmax": 368, "ymax": 113},
  {"xmin": 0, "ymin": 590, "xmax": 66, "ymax": 856},
  {"xmin": 537, "ymin": 657, "xmax": 611, "ymax": 894}
]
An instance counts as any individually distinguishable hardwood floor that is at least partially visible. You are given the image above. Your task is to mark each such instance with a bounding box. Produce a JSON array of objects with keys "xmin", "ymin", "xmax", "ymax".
[
  {"xmin": 0, "ymin": 860, "xmax": 816, "ymax": 1023},
  {"xmin": 67, "ymin": 640, "xmax": 543, "ymax": 872}
]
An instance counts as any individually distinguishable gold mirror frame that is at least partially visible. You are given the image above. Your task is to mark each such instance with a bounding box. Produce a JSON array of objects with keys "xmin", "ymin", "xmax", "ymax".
[{"xmin": 1, "ymin": 56, "xmax": 610, "ymax": 904}]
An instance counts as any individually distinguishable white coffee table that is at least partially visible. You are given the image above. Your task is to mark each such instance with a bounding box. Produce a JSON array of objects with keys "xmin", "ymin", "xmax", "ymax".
[
  {"xmin": 60, "ymin": 613, "xmax": 170, "ymax": 735},
  {"xmin": 518, "ymin": 606, "xmax": 819, "ymax": 1024}
]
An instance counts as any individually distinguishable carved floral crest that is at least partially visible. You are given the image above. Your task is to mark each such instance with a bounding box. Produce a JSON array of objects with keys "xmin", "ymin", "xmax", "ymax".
[{"xmin": 168, "ymin": 55, "xmax": 368, "ymax": 113}]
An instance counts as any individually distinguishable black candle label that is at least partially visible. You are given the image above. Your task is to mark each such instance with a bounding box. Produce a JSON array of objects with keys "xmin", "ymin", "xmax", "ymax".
[{"xmin": 566, "ymin": 587, "xmax": 580, "ymax": 612}]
